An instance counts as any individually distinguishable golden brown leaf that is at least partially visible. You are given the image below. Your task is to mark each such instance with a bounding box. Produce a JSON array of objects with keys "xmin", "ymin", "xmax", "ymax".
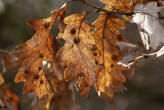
[
  {"xmin": 92, "ymin": 13, "xmax": 132, "ymax": 102},
  {"xmin": 6, "ymin": 7, "xmax": 65, "ymax": 100},
  {"xmin": 57, "ymin": 11, "xmax": 96, "ymax": 97},
  {"xmin": 15, "ymin": 33, "xmax": 61, "ymax": 100},
  {"xmin": 0, "ymin": 4, "xmax": 70, "ymax": 110}
]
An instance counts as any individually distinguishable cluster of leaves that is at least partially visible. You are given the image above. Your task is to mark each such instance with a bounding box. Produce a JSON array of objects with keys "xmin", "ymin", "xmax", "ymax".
[{"xmin": 1, "ymin": 0, "xmax": 164, "ymax": 109}]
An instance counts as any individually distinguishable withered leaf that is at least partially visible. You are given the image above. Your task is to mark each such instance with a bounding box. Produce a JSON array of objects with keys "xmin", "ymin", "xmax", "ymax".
[
  {"xmin": 131, "ymin": 1, "xmax": 164, "ymax": 51},
  {"xmin": 1, "ymin": 4, "xmax": 70, "ymax": 110},
  {"xmin": 57, "ymin": 11, "xmax": 96, "ymax": 97},
  {"xmin": 7, "ymin": 10, "xmax": 60, "ymax": 100},
  {"xmin": 57, "ymin": 11, "xmax": 98, "ymax": 97},
  {"xmin": 92, "ymin": 13, "xmax": 132, "ymax": 101}
]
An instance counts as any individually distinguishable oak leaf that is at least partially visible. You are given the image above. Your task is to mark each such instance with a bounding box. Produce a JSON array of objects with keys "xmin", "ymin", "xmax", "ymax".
[
  {"xmin": 14, "ymin": 17, "xmax": 57, "ymax": 99},
  {"xmin": 1, "ymin": 4, "xmax": 70, "ymax": 103},
  {"xmin": 57, "ymin": 11, "xmax": 96, "ymax": 97},
  {"xmin": 1, "ymin": 4, "xmax": 71, "ymax": 110},
  {"xmin": 92, "ymin": 13, "xmax": 132, "ymax": 101}
]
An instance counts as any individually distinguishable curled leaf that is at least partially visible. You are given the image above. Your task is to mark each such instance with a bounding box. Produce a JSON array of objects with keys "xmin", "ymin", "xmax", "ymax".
[{"xmin": 131, "ymin": 1, "xmax": 164, "ymax": 51}]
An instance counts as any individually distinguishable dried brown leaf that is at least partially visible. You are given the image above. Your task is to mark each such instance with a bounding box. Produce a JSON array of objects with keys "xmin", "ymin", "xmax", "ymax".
[
  {"xmin": 7, "ymin": 7, "xmax": 65, "ymax": 100},
  {"xmin": 92, "ymin": 13, "xmax": 132, "ymax": 102},
  {"xmin": 57, "ymin": 11, "xmax": 96, "ymax": 97}
]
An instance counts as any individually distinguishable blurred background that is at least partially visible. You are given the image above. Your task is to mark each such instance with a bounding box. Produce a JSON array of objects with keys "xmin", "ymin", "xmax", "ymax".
[{"xmin": 0, "ymin": 0, "xmax": 164, "ymax": 110}]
